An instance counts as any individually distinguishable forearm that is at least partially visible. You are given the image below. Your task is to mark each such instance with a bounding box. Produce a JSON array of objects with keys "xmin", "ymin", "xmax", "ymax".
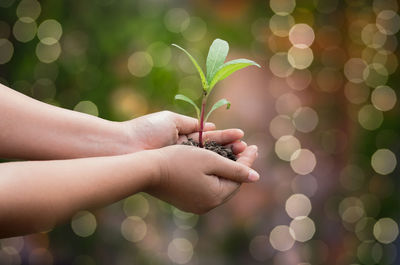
[
  {"xmin": 0, "ymin": 150, "xmax": 157, "ymax": 238},
  {"xmin": 0, "ymin": 84, "xmax": 134, "ymax": 160}
]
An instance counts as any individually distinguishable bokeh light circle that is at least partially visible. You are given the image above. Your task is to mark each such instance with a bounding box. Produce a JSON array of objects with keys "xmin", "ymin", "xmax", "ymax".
[
  {"xmin": 167, "ymin": 238, "xmax": 194, "ymax": 264},
  {"xmin": 275, "ymin": 135, "xmax": 301, "ymax": 161},
  {"xmin": 270, "ymin": 0, "xmax": 296, "ymax": 15},
  {"xmin": 371, "ymin": 85, "xmax": 397, "ymax": 111},
  {"xmin": 372, "ymin": 50, "xmax": 398, "ymax": 74},
  {"xmin": 74, "ymin": 101, "xmax": 99, "ymax": 117},
  {"xmin": 275, "ymin": 93, "xmax": 301, "ymax": 115},
  {"xmin": 289, "ymin": 24, "xmax": 314, "ymax": 48},
  {"xmin": 13, "ymin": 18, "xmax": 36, "ymax": 42},
  {"xmin": 181, "ymin": 17, "xmax": 207, "ymax": 42},
  {"xmin": 339, "ymin": 197, "xmax": 364, "ymax": 224},
  {"xmin": 123, "ymin": 194, "xmax": 149, "ymax": 218},
  {"xmin": 288, "ymin": 46, "xmax": 313, "ymax": 69},
  {"xmin": 291, "ymin": 174, "xmax": 318, "ymax": 197},
  {"xmin": 361, "ymin": 24, "xmax": 387, "ymax": 49},
  {"xmin": 356, "ymin": 217, "xmax": 377, "ymax": 241},
  {"xmin": 147, "ymin": 42, "xmax": 171, "ymax": 67},
  {"xmin": 35, "ymin": 42, "xmax": 61, "ymax": 63},
  {"xmin": 371, "ymin": 149, "xmax": 397, "ymax": 175},
  {"xmin": 286, "ymin": 69, "xmax": 312, "ymax": 90},
  {"xmin": 290, "ymin": 149, "xmax": 317, "ymax": 175},
  {"xmin": 71, "ymin": 211, "xmax": 97, "ymax": 237},
  {"xmin": 269, "ymin": 225, "xmax": 295, "ymax": 251},
  {"xmin": 269, "ymin": 14, "xmax": 295, "ymax": 37},
  {"xmin": 0, "ymin": 39, "xmax": 14, "ymax": 64},
  {"xmin": 357, "ymin": 241, "xmax": 383, "ymax": 264},
  {"xmin": 363, "ymin": 63, "xmax": 388, "ymax": 88},
  {"xmin": 373, "ymin": 218, "xmax": 399, "ymax": 244},
  {"xmin": 289, "ymin": 216, "xmax": 316, "ymax": 242},
  {"xmin": 269, "ymin": 115, "xmax": 296, "ymax": 139},
  {"xmin": 292, "ymin": 106, "xmax": 319, "ymax": 133},
  {"xmin": 37, "ymin": 19, "xmax": 63, "ymax": 45},
  {"xmin": 164, "ymin": 8, "xmax": 190, "ymax": 33},
  {"xmin": 269, "ymin": 52, "xmax": 294, "ymax": 77},
  {"xmin": 344, "ymin": 58, "xmax": 367, "ymax": 83},
  {"xmin": 376, "ymin": 10, "xmax": 400, "ymax": 35},
  {"xmin": 285, "ymin": 193, "xmax": 312, "ymax": 218},
  {"xmin": 127, "ymin": 51, "xmax": 153, "ymax": 77},
  {"xmin": 16, "ymin": 0, "xmax": 41, "ymax": 20},
  {"xmin": 358, "ymin": 104, "xmax": 383, "ymax": 130},
  {"xmin": 121, "ymin": 216, "xmax": 147, "ymax": 243}
]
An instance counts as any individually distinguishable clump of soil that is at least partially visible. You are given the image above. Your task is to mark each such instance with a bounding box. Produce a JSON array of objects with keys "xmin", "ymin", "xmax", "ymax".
[{"xmin": 182, "ymin": 138, "xmax": 237, "ymax": 161}]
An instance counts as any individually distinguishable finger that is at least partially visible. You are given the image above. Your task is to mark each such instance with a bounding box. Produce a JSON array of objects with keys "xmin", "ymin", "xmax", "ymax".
[
  {"xmin": 186, "ymin": 129, "xmax": 244, "ymax": 145},
  {"xmin": 177, "ymin": 135, "xmax": 189, "ymax": 144},
  {"xmin": 218, "ymin": 178, "xmax": 241, "ymax": 204},
  {"xmin": 207, "ymin": 147, "xmax": 259, "ymax": 183},
  {"xmin": 173, "ymin": 113, "xmax": 216, "ymax": 134},
  {"xmin": 172, "ymin": 113, "xmax": 201, "ymax": 134},
  {"xmin": 204, "ymin": 122, "xmax": 216, "ymax": 131},
  {"xmin": 236, "ymin": 145, "xmax": 258, "ymax": 168},
  {"xmin": 230, "ymin": 140, "xmax": 247, "ymax": 154}
]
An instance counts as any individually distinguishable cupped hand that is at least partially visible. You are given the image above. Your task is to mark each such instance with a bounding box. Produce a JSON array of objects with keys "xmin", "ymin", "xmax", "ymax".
[
  {"xmin": 121, "ymin": 111, "xmax": 215, "ymax": 151},
  {"xmin": 146, "ymin": 144, "xmax": 259, "ymax": 214},
  {"xmin": 178, "ymin": 129, "xmax": 248, "ymax": 155},
  {"xmin": 122, "ymin": 111, "xmax": 246, "ymax": 153}
]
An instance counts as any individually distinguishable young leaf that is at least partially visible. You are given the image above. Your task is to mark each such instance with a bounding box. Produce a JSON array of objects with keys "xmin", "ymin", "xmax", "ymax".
[
  {"xmin": 206, "ymin": 39, "xmax": 229, "ymax": 84},
  {"xmin": 175, "ymin": 94, "xmax": 200, "ymax": 119},
  {"xmin": 172, "ymin": 44, "xmax": 209, "ymax": 90},
  {"xmin": 204, "ymin": 98, "xmax": 231, "ymax": 122},
  {"xmin": 208, "ymin": 59, "xmax": 261, "ymax": 92}
]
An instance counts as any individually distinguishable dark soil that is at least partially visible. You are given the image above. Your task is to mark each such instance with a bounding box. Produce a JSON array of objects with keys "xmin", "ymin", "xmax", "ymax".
[{"xmin": 182, "ymin": 138, "xmax": 237, "ymax": 161}]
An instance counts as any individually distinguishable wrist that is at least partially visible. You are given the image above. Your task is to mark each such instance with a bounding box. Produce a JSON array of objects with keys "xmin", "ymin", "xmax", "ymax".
[
  {"xmin": 142, "ymin": 148, "xmax": 166, "ymax": 191},
  {"xmin": 126, "ymin": 149, "xmax": 164, "ymax": 192},
  {"xmin": 108, "ymin": 120, "xmax": 142, "ymax": 155}
]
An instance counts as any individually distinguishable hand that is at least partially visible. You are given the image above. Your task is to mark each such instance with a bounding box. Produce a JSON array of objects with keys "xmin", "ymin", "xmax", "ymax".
[
  {"xmin": 146, "ymin": 144, "xmax": 259, "ymax": 214},
  {"xmin": 121, "ymin": 111, "xmax": 214, "ymax": 151},
  {"xmin": 122, "ymin": 111, "xmax": 247, "ymax": 153}
]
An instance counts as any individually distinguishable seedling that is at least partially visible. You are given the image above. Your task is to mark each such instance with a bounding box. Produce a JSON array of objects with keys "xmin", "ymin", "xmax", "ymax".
[{"xmin": 173, "ymin": 38, "xmax": 260, "ymax": 147}]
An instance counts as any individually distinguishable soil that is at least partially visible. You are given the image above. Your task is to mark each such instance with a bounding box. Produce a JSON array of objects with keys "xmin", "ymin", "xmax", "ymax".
[{"xmin": 182, "ymin": 138, "xmax": 237, "ymax": 161}]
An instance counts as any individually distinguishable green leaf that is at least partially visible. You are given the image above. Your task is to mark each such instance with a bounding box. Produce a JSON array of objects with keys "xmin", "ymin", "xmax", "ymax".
[
  {"xmin": 206, "ymin": 39, "xmax": 229, "ymax": 84},
  {"xmin": 172, "ymin": 44, "xmax": 209, "ymax": 90},
  {"xmin": 208, "ymin": 59, "xmax": 261, "ymax": 92},
  {"xmin": 205, "ymin": 98, "xmax": 231, "ymax": 122},
  {"xmin": 174, "ymin": 94, "xmax": 200, "ymax": 119}
]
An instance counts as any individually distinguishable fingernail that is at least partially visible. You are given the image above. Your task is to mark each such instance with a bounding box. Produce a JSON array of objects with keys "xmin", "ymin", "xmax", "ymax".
[
  {"xmin": 249, "ymin": 145, "xmax": 258, "ymax": 153},
  {"xmin": 206, "ymin": 122, "xmax": 216, "ymax": 127},
  {"xmin": 248, "ymin": 169, "xmax": 260, "ymax": 182},
  {"xmin": 241, "ymin": 140, "xmax": 247, "ymax": 146}
]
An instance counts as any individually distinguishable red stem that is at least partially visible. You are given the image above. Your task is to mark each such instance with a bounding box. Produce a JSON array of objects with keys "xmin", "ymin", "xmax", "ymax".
[{"xmin": 198, "ymin": 96, "xmax": 207, "ymax": 148}]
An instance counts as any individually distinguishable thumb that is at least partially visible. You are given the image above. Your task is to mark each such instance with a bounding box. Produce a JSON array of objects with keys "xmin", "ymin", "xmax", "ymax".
[
  {"xmin": 173, "ymin": 113, "xmax": 215, "ymax": 134},
  {"xmin": 207, "ymin": 145, "xmax": 259, "ymax": 183}
]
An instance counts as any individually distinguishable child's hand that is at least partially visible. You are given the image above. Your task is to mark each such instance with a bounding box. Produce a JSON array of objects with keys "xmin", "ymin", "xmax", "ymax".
[
  {"xmin": 146, "ymin": 144, "xmax": 259, "ymax": 214},
  {"xmin": 123, "ymin": 111, "xmax": 246, "ymax": 153}
]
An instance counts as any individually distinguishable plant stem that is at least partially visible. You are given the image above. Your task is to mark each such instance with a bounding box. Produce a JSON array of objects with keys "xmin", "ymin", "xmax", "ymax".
[{"xmin": 198, "ymin": 94, "xmax": 207, "ymax": 148}]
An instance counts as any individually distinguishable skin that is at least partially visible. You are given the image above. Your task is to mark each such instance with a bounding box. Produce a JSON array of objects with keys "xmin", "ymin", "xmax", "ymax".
[
  {"xmin": 0, "ymin": 84, "xmax": 247, "ymax": 159},
  {"xmin": 0, "ymin": 84, "xmax": 259, "ymax": 238}
]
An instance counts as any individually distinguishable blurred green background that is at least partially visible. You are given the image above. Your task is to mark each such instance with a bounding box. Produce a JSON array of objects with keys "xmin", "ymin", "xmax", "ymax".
[{"xmin": 0, "ymin": 0, "xmax": 399, "ymax": 264}]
